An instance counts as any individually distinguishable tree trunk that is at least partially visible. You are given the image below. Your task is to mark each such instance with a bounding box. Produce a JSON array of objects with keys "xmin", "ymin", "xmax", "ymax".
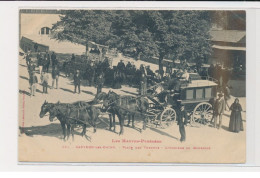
[{"xmin": 159, "ymin": 54, "xmax": 164, "ymax": 77}]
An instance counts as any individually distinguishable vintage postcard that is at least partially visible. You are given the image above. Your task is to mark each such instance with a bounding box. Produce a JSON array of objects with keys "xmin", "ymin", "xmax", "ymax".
[{"xmin": 18, "ymin": 9, "xmax": 246, "ymax": 163}]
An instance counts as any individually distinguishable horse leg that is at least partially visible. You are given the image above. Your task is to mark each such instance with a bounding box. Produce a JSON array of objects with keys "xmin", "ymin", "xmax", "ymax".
[
  {"xmin": 132, "ymin": 114, "xmax": 135, "ymax": 128},
  {"xmin": 109, "ymin": 114, "xmax": 112, "ymax": 131},
  {"xmin": 91, "ymin": 114, "xmax": 97, "ymax": 133},
  {"xmin": 112, "ymin": 113, "xmax": 116, "ymax": 132},
  {"xmin": 93, "ymin": 122, "xmax": 97, "ymax": 133},
  {"xmin": 66, "ymin": 124, "xmax": 71, "ymax": 140},
  {"xmin": 71, "ymin": 124, "xmax": 75, "ymax": 141},
  {"xmin": 61, "ymin": 122, "xmax": 66, "ymax": 140},
  {"xmin": 142, "ymin": 113, "xmax": 147, "ymax": 131},
  {"xmin": 82, "ymin": 124, "xmax": 86, "ymax": 137},
  {"xmin": 127, "ymin": 114, "xmax": 131, "ymax": 127},
  {"xmin": 119, "ymin": 115, "xmax": 125, "ymax": 135}
]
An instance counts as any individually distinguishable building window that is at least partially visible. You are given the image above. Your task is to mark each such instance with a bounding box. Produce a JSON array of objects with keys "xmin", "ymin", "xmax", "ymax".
[
  {"xmin": 40, "ymin": 27, "xmax": 51, "ymax": 35},
  {"xmin": 46, "ymin": 28, "xmax": 50, "ymax": 34}
]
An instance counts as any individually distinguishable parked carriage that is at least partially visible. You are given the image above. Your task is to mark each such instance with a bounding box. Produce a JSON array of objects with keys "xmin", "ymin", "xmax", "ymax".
[{"xmin": 145, "ymin": 77, "xmax": 218, "ymax": 128}]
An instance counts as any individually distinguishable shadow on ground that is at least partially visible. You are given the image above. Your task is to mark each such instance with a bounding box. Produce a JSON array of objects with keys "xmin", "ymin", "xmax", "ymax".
[
  {"xmin": 19, "ymin": 89, "xmax": 30, "ymax": 96},
  {"xmin": 60, "ymin": 87, "xmax": 74, "ymax": 94},
  {"xmin": 19, "ymin": 64, "xmax": 27, "ymax": 68},
  {"xmin": 20, "ymin": 75, "xmax": 29, "ymax": 81},
  {"xmin": 19, "ymin": 123, "xmax": 64, "ymax": 139},
  {"xmin": 149, "ymin": 127, "xmax": 178, "ymax": 140},
  {"xmin": 82, "ymin": 90, "xmax": 95, "ymax": 96},
  {"xmin": 121, "ymin": 90, "xmax": 138, "ymax": 96}
]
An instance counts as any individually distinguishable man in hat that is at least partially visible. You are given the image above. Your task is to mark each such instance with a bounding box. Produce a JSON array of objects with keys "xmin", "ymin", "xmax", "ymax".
[
  {"xmin": 25, "ymin": 50, "xmax": 32, "ymax": 66},
  {"xmin": 37, "ymin": 53, "xmax": 44, "ymax": 75},
  {"xmin": 177, "ymin": 104, "xmax": 188, "ymax": 142},
  {"xmin": 117, "ymin": 59, "xmax": 126, "ymax": 73},
  {"xmin": 73, "ymin": 70, "xmax": 81, "ymax": 94},
  {"xmin": 29, "ymin": 71, "xmax": 38, "ymax": 96},
  {"xmin": 51, "ymin": 65, "xmax": 60, "ymax": 89},
  {"xmin": 51, "ymin": 52, "xmax": 57, "ymax": 68},
  {"xmin": 140, "ymin": 73, "xmax": 147, "ymax": 96},
  {"xmin": 41, "ymin": 71, "xmax": 49, "ymax": 94},
  {"xmin": 213, "ymin": 93, "xmax": 225, "ymax": 129},
  {"xmin": 44, "ymin": 51, "xmax": 50, "ymax": 73},
  {"xmin": 224, "ymin": 85, "xmax": 231, "ymax": 110},
  {"xmin": 96, "ymin": 72, "xmax": 105, "ymax": 95}
]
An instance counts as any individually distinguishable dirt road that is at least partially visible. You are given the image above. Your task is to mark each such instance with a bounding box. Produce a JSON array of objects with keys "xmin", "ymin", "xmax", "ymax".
[{"xmin": 18, "ymin": 56, "xmax": 246, "ymax": 163}]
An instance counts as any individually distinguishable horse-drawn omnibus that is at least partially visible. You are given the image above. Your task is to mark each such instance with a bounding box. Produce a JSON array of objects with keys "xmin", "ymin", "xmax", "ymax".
[{"xmin": 146, "ymin": 77, "xmax": 218, "ymax": 128}]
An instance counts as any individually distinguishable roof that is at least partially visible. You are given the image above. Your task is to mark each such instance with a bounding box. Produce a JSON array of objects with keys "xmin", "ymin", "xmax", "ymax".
[
  {"xmin": 210, "ymin": 30, "xmax": 246, "ymax": 43},
  {"xmin": 181, "ymin": 80, "xmax": 217, "ymax": 89},
  {"xmin": 21, "ymin": 36, "xmax": 33, "ymax": 43},
  {"xmin": 21, "ymin": 36, "xmax": 49, "ymax": 48},
  {"xmin": 212, "ymin": 44, "xmax": 246, "ymax": 51}
]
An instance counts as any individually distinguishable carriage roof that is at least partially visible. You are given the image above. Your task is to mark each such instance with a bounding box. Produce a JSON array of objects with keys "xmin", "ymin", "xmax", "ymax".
[{"xmin": 180, "ymin": 80, "xmax": 217, "ymax": 89}]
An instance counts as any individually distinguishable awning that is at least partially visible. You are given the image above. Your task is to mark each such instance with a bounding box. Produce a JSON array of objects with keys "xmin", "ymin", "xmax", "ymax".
[{"xmin": 212, "ymin": 45, "xmax": 246, "ymax": 51}]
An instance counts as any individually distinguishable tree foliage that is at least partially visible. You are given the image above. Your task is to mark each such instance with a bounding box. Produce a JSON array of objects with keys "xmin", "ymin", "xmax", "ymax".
[{"xmin": 52, "ymin": 10, "xmax": 212, "ymax": 66}]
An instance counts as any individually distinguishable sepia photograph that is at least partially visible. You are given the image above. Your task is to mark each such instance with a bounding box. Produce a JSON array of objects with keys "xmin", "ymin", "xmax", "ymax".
[{"xmin": 18, "ymin": 9, "xmax": 246, "ymax": 163}]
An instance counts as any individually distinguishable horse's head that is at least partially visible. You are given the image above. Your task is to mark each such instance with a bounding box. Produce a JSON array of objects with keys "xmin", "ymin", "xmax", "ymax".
[
  {"xmin": 137, "ymin": 97, "xmax": 149, "ymax": 111},
  {"xmin": 39, "ymin": 100, "xmax": 53, "ymax": 118},
  {"xmin": 102, "ymin": 90, "xmax": 118, "ymax": 110},
  {"xmin": 95, "ymin": 92, "xmax": 108, "ymax": 101},
  {"xmin": 48, "ymin": 106, "xmax": 59, "ymax": 122}
]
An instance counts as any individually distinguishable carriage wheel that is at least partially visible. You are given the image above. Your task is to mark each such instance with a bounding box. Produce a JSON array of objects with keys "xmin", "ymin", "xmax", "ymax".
[
  {"xmin": 191, "ymin": 102, "xmax": 213, "ymax": 127},
  {"xmin": 159, "ymin": 108, "xmax": 176, "ymax": 129}
]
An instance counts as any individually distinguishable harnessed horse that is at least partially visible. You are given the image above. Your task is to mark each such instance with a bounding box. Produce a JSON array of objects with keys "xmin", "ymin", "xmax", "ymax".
[{"xmin": 102, "ymin": 90, "xmax": 149, "ymax": 135}]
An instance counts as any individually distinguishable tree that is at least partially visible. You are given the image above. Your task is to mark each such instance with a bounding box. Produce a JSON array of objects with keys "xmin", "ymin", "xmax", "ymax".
[{"xmin": 52, "ymin": 10, "xmax": 212, "ymax": 75}]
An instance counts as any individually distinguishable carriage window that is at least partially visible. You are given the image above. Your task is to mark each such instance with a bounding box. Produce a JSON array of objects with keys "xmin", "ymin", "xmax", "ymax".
[
  {"xmin": 205, "ymin": 88, "xmax": 212, "ymax": 98},
  {"xmin": 196, "ymin": 89, "xmax": 203, "ymax": 99},
  {"xmin": 186, "ymin": 89, "xmax": 194, "ymax": 100}
]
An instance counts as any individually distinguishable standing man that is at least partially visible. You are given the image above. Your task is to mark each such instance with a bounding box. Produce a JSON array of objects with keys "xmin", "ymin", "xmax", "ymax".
[
  {"xmin": 25, "ymin": 50, "xmax": 32, "ymax": 66},
  {"xmin": 73, "ymin": 70, "xmax": 81, "ymax": 94},
  {"xmin": 224, "ymin": 85, "xmax": 231, "ymax": 110},
  {"xmin": 140, "ymin": 73, "xmax": 147, "ymax": 96},
  {"xmin": 27, "ymin": 62, "xmax": 35, "ymax": 76},
  {"xmin": 117, "ymin": 60, "xmax": 126, "ymax": 72},
  {"xmin": 177, "ymin": 104, "xmax": 188, "ymax": 142},
  {"xmin": 44, "ymin": 51, "xmax": 50, "ymax": 73},
  {"xmin": 51, "ymin": 65, "xmax": 60, "ymax": 89},
  {"xmin": 71, "ymin": 54, "xmax": 75, "ymax": 62},
  {"xmin": 181, "ymin": 69, "xmax": 190, "ymax": 82},
  {"xmin": 51, "ymin": 52, "xmax": 57, "ymax": 68},
  {"xmin": 89, "ymin": 60, "xmax": 96, "ymax": 86},
  {"xmin": 96, "ymin": 72, "xmax": 105, "ymax": 95},
  {"xmin": 117, "ymin": 59, "xmax": 126, "ymax": 84},
  {"xmin": 38, "ymin": 53, "xmax": 43, "ymax": 74},
  {"xmin": 41, "ymin": 71, "xmax": 49, "ymax": 94},
  {"xmin": 213, "ymin": 93, "xmax": 225, "ymax": 129},
  {"xmin": 29, "ymin": 71, "xmax": 38, "ymax": 97}
]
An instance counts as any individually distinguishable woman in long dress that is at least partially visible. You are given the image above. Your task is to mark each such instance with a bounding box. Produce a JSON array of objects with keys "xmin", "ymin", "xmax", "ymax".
[{"xmin": 229, "ymin": 98, "xmax": 244, "ymax": 133}]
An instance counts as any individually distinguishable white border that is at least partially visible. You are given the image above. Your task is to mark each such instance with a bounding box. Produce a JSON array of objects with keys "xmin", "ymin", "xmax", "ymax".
[{"xmin": 0, "ymin": 1, "xmax": 259, "ymax": 171}]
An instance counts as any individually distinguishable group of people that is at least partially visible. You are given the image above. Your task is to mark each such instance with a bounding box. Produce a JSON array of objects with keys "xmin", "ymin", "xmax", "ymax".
[
  {"xmin": 24, "ymin": 51, "xmax": 244, "ymax": 142},
  {"xmin": 24, "ymin": 50, "xmax": 60, "ymax": 96},
  {"xmin": 211, "ymin": 91, "xmax": 244, "ymax": 133},
  {"xmin": 176, "ymin": 92, "xmax": 244, "ymax": 143}
]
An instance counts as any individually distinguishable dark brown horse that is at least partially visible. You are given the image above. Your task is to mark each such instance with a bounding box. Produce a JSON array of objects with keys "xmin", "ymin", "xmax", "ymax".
[
  {"xmin": 39, "ymin": 100, "xmax": 100, "ymax": 140},
  {"xmin": 102, "ymin": 90, "xmax": 149, "ymax": 135},
  {"xmin": 39, "ymin": 101, "xmax": 69, "ymax": 140}
]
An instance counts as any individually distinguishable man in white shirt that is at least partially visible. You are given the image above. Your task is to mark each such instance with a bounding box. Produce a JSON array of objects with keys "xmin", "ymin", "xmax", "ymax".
[{"xmin": 181, "ymin": 69, "xmax": 189, "ymax": 81}]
